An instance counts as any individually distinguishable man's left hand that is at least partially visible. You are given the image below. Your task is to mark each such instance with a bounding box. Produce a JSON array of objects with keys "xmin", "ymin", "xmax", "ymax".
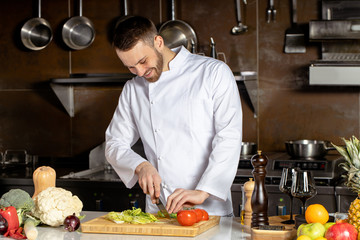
[{"xmin": 166, "ymin": 189, "xmax": 209, "ymax": 213}]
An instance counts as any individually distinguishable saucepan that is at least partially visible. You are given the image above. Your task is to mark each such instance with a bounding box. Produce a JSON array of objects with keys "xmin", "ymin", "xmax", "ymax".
[
  {"xmin": 159, "ymin": 0, "xmax": 197, "ymax": 51},
  {"xmin": 62, "ymin": 0, "xmax": 95, "ymax": 50},
  {"xmin": 285, "ymin": 139, "xmax": 336, "ymax": 159},
  {"xmin": 241, "ymin": 142, "xmax": 257, "ymax": 156},
  {"xmin": 20, "ymin": 0, "xmax": 53, "ymax": 51}
]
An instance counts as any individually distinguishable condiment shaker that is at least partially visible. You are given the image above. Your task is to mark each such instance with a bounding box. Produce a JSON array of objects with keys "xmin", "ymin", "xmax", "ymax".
[{"xmin": 243, "ymin": 178, "xmax": 255, "ymax": 226}]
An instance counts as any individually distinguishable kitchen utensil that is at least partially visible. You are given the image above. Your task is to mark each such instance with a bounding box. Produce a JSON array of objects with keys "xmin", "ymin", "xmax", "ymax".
[
  {"xmin": 291, "ymin": 169, "xmax": 317, "ymax": 214},
  {"xmin": 20, "ymin": 0, "xmax": 53, "ymax": 51},
  {"xmin": 159, "ymin": 0, "xmax": 197, "ymax": 51},
  {"xmin": 62, "ymin": 0, "xmax": 95, "ymax": 50},
  {"xmin": 284, "ymin": 0, "xmax": 305, "ymax": 53},
  {"xmin": 156, "ymin": 198, "xmax": 170, "ymax": 218},
  {"xmin": 81, "ymin": 214, "xmax": 220, "ymax": 237},
  {"xmin": 210, "ymin": 37, "xmax": 216, "ymax": 58},
  {"xmin": 266, "ymin": 0, "xmax": 276, "ymax": 23},
  {"xmin": 285, "ymin": 140, "xmax": 336, "ymax": 159},
  {"xmin": 231, "ymin": 0, "xmax": 248, "ymax": 34},
  {"xmin": 241, "ymin": 142, "xmax": 257, "ymax": 156}
]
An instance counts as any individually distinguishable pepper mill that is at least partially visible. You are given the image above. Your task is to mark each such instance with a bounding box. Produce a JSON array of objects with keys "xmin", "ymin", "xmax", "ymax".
[
  {"xmin": 243, "ymin": 178, "xmax": 255, "ymax": 226},
  {"xmin": 251, "ymin": 150, "xmax": 269, "ymax": 228}
]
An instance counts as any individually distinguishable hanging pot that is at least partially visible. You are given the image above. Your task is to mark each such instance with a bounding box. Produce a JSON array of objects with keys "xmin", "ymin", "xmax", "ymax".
[
  {"xmin": 62, "ymin": 0, "xmax": 95, "ymax": 50},
  {"xmin": 159, "ymin": 0, "xmax": 197, "ymax": 51},
  {"xmin": 20, "ymin": 0, "xmax": 53, "ymax": 51}
]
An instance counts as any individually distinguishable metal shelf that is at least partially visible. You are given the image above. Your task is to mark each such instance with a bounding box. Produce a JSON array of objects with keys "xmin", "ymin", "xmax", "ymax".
[{"xmin": 50, "ymin": 72, "xmax": 257, "ymax": 117}]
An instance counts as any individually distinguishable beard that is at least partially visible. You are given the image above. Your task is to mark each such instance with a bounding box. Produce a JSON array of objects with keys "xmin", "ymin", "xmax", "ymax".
[{"xmin": 144, "ymin": 49, "xmax": 164, "ymax": 83}]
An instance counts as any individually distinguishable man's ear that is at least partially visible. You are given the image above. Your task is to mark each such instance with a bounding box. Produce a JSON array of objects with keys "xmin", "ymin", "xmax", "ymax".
[{"xmin": 154, "ymin": 35, "xmax": 164, "ymax": 49}]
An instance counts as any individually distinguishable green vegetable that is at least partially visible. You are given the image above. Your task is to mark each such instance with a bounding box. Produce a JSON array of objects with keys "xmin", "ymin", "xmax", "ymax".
[
  {"xmin": 157, "ymin": 211, "xmax": 177, "ymax": 218},
  {"xmin": 106, "ymin": 207, "xmax": 158, "ymax": 224},
  {"xmin": 0, "ymin": 189, "xmax": 34, "ymax": 212},
  {"xmin": 0, "ymin": 189, "xmax": 35, "ymax": 225}
]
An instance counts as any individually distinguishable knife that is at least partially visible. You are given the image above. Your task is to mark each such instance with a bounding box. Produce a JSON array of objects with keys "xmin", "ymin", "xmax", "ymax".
[{"xmin": 156, "ymin": 198, "xmax": 171, "ymax": 218}]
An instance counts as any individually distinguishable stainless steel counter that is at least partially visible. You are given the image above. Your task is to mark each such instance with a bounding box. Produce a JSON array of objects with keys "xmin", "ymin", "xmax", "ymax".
[{"xmin": 0, "ymin": 211, "xmax": 252, "ymax": 240}]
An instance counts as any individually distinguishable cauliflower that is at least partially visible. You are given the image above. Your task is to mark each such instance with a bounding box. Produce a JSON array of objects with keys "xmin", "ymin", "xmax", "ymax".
[{"xmin": 32, "ymin": 187, "xmax": 83, "ymax": 227}]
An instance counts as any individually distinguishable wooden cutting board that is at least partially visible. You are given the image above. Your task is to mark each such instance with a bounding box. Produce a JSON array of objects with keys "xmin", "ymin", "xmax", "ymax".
[
  {"xmin": 81, "ymin": 215, "xmax": 221, "ymax": 237},
  {"xmin": 251, "ymin": 215, "xmax": 297, "ymax": 240}
]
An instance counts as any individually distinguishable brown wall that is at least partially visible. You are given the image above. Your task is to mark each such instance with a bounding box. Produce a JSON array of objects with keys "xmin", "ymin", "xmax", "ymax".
[{"xmin": 0, "ymin": 0, "xmax": 357, "ymax": 161}]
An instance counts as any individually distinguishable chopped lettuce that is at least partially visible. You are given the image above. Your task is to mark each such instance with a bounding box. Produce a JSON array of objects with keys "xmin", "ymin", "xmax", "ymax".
[
  {"xmin": 105, "ymin": 207, "xmax": 158, "ymax": 224},
  {"xmin": 157, "ymin": 211, "xmax": 177, "ymax": 218}
]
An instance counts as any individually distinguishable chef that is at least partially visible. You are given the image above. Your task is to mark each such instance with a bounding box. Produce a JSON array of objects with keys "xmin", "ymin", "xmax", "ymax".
[{"xmin": 105, "ymin": 16, "xmax": 242, "ymax": 217}]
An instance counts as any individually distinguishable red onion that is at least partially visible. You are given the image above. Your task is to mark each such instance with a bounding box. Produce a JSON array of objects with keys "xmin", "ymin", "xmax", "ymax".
[
  {"xmin": 0, "ymin": 214, "xmax": 8, "ymax": 235},
  {"xmin": 63, "ymin": 213, "xmax": 80, "ymax": 232}
]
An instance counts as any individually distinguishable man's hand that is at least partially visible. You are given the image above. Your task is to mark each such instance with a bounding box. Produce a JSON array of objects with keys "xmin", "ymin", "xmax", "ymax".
[
  {"xmin": 166, "ymin": 189, "xmax": 210, "ymax": 213},
  {"xmin": 135, "ymin": 161, "xmax": 162, "ymax": 204}
]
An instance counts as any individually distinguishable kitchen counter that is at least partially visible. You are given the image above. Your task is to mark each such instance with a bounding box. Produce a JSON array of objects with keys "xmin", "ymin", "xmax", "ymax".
[{"xmin": 0, "ymin": 211, "xmax": 252, "ymax": 240}]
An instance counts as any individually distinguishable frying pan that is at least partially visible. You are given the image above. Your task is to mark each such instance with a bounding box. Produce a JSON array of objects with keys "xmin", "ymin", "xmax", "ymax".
[
  {"xmin": 159, "ymin": 0, "xmax": 197, "ymax": 51},
  {"xmin": 62, "ymin": 0, "xmax": 95, "ymax": 50},
  {"xmin": 20, "ymin": 0, "xmax": 53, "ymax": 51},
  {"xmin": 285, "ymin": 140, "xmax": 336, "ymax": 159}
]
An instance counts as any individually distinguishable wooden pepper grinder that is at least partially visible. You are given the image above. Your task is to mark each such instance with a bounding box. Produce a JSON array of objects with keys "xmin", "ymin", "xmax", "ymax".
[
  {"xmin": 243, "ymin": 178, "xmax": 255, "ymax": 226},
  {"xmin": 251, "ymin": 150, "xmax": 269, "ymax": 228}
]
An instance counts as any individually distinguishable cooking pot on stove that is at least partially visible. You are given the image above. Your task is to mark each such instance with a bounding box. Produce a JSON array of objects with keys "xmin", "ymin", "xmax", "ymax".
[
  {"xmin": 241, "ymin": 142, "xmax": 257, "ymax": 156},
  {"xmin": 285, "ymin": 140, "xmax": 336, "ymax": 159}
]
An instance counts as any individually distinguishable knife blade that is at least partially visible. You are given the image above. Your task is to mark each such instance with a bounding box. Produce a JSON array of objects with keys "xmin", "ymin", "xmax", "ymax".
[{"xmin": 156, "ymin": 198, "xmax": 171, "ymax": 218}]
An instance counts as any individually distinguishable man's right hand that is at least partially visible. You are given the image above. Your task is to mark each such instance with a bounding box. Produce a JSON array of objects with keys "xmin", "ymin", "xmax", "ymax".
[{"xmin": 135, "ymin": 161, "xmax": 162, "ymax": 204}]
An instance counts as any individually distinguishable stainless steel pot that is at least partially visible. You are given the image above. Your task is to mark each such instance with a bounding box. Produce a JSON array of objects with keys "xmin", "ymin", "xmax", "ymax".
[
  {"xmin": 241, "ymin": 142, "xmax": 257, "ymax": 156},
  {"xmin": 285, "ymin": 140, "xmax": 336, "ymax": 159},
  {"xmin": 20, "ymin": 0, "xmax": 53, "ymax": 51},
  {"xmin": 159, "ymin": 0, "xmax": 197, "ymax": 51},
  {"xmin": 62, "ymin": 0, "xmax": 95, "ymax": 50}
]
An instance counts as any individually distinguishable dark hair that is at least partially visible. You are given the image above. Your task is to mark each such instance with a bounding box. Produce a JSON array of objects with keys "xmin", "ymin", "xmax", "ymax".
[{"xmin": 112, "ymin": 16, "xmax": 158, "ymax": 51}]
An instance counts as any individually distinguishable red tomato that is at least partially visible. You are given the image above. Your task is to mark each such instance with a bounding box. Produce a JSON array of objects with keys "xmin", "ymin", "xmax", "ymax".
[
  {"xmin": 200, "ymin": 209, "xmax": 209, "ymax": 221},
  {"xmin": 193, "ymin": 209, "xmax": 203, "ymax": 223},
  {"xmin": 177, "ymin": 210, "xmax": 197, "ymax": 226}
]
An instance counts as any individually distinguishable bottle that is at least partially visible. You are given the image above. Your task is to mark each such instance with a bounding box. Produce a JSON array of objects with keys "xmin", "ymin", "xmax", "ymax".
[
  {"xmin": 129, "ymin": 193, "xmax": 139, "ymax": 208},
  {"xmin": 251, "ymin": 150, "xmax": 269, "ymax": 228},
  {"xmin": 277, "ymin": 197, "xmax": 286, "ymax": 216},
  {"xmin": 243, "ymin": 178, "xmax": 255, "ymax": 226}
]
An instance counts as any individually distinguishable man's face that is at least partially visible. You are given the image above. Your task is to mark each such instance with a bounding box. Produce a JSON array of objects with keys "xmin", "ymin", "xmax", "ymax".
[{"xmin": 116, "ymin": 40, "xmax": 164, "ymax": 83}]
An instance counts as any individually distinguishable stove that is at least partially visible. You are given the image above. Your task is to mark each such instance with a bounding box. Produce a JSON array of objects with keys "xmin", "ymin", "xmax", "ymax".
[{"xmin": 236, "ymin": 152, "xmax": 345, "ymax": 186}]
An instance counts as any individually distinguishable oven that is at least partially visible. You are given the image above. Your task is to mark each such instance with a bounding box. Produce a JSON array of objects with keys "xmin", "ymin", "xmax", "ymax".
[{"xmin": 232, "ymin": 152, "xmax": 346, "ymax": 217}]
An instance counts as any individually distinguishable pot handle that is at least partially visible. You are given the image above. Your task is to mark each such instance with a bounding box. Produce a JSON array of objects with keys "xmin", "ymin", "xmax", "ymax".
[
  {"xmin": 38, "ymin": 0, "xmax": 41, "ymax": 18},
  {"xmin": 171, "ymin": 0, "xmax": 176, "ymax": 20}
]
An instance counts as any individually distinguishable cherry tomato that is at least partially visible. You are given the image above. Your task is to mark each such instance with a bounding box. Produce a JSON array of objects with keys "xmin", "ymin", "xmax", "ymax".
[
  {"xmin": 200, "ymin": 209, "xmax": 209, "ymax": 221},
  {"xmin": 193, "ymin": 209, "xmax": 203, "ymax": 223},
  {"xmin": 177, "ymin": 210, "xmax": 197, "ymax": 226}
]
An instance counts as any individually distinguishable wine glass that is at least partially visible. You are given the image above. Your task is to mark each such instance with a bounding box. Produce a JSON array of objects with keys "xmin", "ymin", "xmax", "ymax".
[
  {"xmin": 279, "ymin": 168, "xmax": 296, "ymax": 224},
  {"xmin": 291, "ymin": 170, "xmax": 317, "ymax": 215}
]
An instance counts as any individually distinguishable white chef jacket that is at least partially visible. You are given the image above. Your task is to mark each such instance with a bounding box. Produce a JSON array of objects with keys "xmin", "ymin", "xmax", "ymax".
[{"xmin": 105, "ymin": 46, "xmax": 242, "ymax": 216}]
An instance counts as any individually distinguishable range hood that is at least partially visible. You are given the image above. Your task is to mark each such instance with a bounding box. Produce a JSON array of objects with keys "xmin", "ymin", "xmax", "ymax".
[{"xmin": 309, "ymin": 0, "xmax": 360, "ymax": 85}]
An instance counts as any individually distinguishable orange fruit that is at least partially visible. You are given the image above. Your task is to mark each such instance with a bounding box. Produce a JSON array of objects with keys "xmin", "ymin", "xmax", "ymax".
[
  {"xmin": 305, "ymin": 204, "xmax": 329, "ymax": 224},
  {"xmin": 314, "ymin": 238, "xmax": 327, "ymax": 240}
]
